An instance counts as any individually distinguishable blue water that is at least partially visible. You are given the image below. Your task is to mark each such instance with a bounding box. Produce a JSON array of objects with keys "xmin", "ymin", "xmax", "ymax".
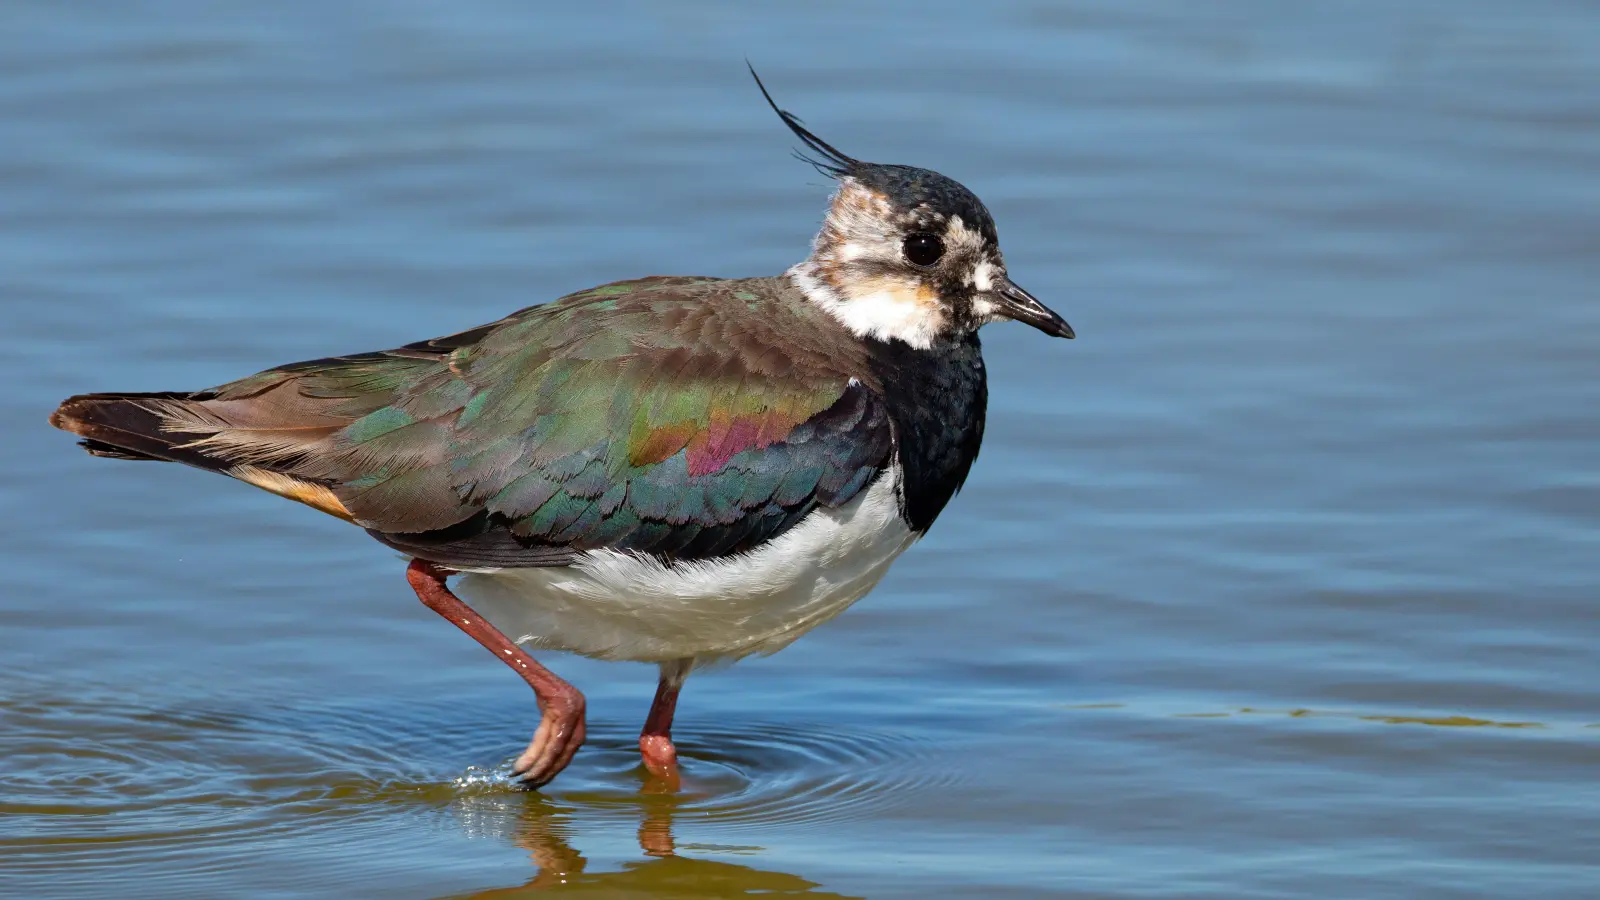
[{"xmin": 3, "ymin": 2, "xmax": 1597, "ymax": 897}]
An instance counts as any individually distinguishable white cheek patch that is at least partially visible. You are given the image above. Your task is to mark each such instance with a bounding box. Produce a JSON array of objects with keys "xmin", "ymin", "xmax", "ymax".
[
  {"xmin": 830, "ymin": 282, "xmax": 944, "ymax": 349},
  {"xmin": 786, "ymin": 267, "xmax": 944, "ymax": 350}
]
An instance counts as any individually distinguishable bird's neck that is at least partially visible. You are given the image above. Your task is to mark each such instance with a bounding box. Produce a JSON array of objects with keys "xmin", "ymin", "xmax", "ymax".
[{"xmin": 784, "ymin": 253, "xmax": 987, "ymax": 533}]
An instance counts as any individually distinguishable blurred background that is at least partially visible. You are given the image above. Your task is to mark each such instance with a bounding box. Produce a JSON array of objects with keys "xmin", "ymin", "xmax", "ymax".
[{"xmin": 2, "ymin": 2, "xmax": 1597, "ymax": 898}]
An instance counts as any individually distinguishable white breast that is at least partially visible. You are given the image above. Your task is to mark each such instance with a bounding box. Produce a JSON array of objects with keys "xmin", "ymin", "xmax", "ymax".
[{"xmin": 454, "ymin": 464, "xmax": 915, "ymax": 665}]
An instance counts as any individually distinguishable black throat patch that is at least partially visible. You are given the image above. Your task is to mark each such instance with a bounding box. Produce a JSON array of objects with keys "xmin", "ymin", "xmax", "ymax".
[{"xmin": 865, "ymin": 333, "xmax": 988, "ymax": 533}]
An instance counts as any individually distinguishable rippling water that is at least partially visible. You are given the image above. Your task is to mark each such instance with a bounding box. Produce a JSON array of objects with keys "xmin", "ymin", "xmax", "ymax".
[{"xmin": 3, "ymin": 2, "xmax": 1597, "ymax": 897}]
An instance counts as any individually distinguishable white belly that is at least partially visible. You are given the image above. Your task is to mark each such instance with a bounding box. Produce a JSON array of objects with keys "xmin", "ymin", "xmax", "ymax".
[{"xmin": 455, "ymin": 465, "xmax": 915, "ymax": 664}]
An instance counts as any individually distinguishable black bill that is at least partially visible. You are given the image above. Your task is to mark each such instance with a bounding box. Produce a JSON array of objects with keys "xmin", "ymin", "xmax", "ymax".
[{"xmin": 993, "ymin": 278, "xmax": 1074, "ymax": 339}]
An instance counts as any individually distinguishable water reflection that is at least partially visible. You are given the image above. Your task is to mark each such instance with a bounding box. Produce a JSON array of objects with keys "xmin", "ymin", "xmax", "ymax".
[
  {"xmin": 0, "ymin": 678, "xmax": 933, "ymax": 896},
  {"xmin": 459, "ymin": 719, "xmax": 963, "ymax": 834},
  {"xmin": 451, "ymin": 789, "xmax": 860, "ymax": 898}
]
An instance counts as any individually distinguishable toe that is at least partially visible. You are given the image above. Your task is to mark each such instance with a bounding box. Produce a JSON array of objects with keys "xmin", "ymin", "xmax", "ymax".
[{"xmin": 514, "ymin": 699, "xmax": 586, "ymax": 788}]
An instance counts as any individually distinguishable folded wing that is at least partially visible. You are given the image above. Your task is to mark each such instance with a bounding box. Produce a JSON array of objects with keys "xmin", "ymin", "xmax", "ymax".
[{"xmin": 53, "ymin": 276, "xmax": 893, "ymax": 568}]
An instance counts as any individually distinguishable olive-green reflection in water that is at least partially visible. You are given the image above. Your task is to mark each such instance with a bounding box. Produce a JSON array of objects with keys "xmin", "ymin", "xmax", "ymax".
[
  {"xmin": 1062, "ymin": 703, "xmax": 1578, "ymax": 731},
  {"xmin": 447, "ymin": 789, "xmax": 861, "ymax": 899},
  {"xmin": 430, "ymin": 721, "xmax": 952, "ymax": 897},
  {"xmin": 1221, "ymin": 707, "xmax": 1549, "ymax": 729}
]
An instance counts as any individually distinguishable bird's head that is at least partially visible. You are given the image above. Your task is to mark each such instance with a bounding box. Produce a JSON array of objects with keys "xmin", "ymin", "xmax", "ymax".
[{"xmin": 753, "ymin": 68, "xmax": 1074, "ymax": 349}]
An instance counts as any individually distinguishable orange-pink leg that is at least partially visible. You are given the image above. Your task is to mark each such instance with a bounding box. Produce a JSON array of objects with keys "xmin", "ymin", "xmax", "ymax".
[
  {"xmin": 639, "ymin": 659, "xmax": 692, "ymax": 781},
  {"xmin": 406, "ymin": 559, "xmax": 586, "ymax": 788}
]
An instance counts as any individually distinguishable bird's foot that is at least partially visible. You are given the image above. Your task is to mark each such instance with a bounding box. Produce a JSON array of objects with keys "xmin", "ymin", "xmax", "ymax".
[
  {"xmin": 639, "ymin": 734, "xmax": 679, "ymax": 779},
  {"xmin": 512, "ymin": 690, "xmax": 587, "ymax": 788}
]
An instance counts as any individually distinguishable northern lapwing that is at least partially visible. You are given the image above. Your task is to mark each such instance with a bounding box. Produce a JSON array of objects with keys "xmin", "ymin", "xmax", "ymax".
[{"xmin": 49, "ymin": 69, "xmax": 1073, "ymax": 788}]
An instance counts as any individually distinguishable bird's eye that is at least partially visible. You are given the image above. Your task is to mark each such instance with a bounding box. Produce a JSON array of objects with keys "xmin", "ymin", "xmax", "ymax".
[{"xmin": 902, "ymin": 233, "xmax": 945, "ymax": 267}]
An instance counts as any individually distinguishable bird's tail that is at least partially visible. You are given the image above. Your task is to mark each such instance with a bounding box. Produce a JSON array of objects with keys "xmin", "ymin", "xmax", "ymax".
[
  {"xmin": 51, "ymin": 392, "xmax": 224, "ymax": 467},
  {"xmin": 49, "ymin": 391, "xmax": 356, "ymax": 521}
]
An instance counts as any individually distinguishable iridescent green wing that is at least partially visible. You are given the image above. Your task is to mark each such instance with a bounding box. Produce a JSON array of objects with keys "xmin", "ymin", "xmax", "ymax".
[{"xmin": 176, "ymin": 276, "xmax": 890, "ymax": 566}]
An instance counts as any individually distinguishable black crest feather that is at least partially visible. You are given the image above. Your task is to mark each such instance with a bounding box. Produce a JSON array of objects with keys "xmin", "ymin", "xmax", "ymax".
[{"xmin": 747, "ymin": 62, "xmax": 857, "ymax": 178}]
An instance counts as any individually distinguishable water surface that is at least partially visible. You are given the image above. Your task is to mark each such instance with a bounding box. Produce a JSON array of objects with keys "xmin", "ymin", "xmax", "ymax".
[{"xmin": 3, "ymin": 2, "xmax": 1597, "ymax": 897}]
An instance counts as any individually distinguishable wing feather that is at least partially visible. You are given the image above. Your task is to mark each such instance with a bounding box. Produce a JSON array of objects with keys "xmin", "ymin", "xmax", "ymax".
[{"xmin": 64, "ymin": 276, "xmax": 890, "ymax": 568}]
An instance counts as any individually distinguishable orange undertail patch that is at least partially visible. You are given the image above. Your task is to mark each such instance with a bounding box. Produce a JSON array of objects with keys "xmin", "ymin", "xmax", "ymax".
[{"xmin": 226, "ymin": 465, "xmax": 354, "ymax": 522}]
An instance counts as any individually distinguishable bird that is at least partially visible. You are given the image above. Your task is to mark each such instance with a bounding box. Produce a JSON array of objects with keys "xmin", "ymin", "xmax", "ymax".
[{"xmin": 48, "ymin": 67, "xmax": 1073, "ymax": 789}]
